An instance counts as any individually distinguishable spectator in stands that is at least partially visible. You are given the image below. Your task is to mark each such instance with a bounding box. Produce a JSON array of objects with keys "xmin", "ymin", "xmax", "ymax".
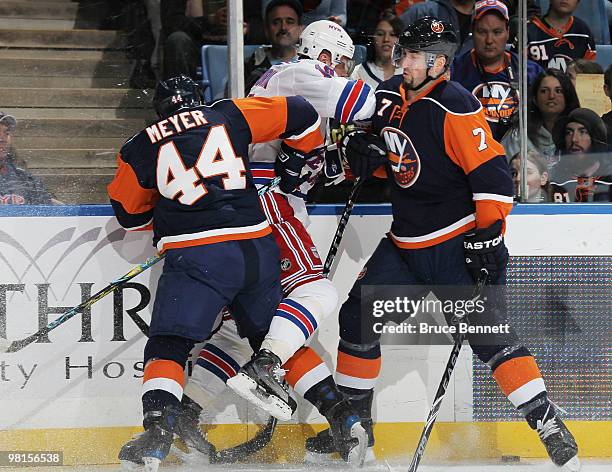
[
  {"xmin": 0, "ymin": 113, "xmax": 55, "ymax": 205},
  {"xmin": 550, "ymin": 107, "xmax": 612, "ymax": 201},
  {"xmin": 350, "ymin": 12, "xmax": 404, "ymax": 88},
  {"xmin": 262, "ymin": 0, "xmax": 346, "ymax": 26},
  {"xmin": 501, "ymin": 0, "xmax": 540, "ymax": 44},
  {"xmin": 520, "ymin": 0, "xmax": 596, "ymax": 73},
  {"xmin": 400, "ymin": 0, "xmax": 476, "ymax": 56},
  {"xmin": 502, "ymin": 69, "xmax": 581, "ymax": 165},
  {"xmin": 162, "ymin": 0, "xmax": 255, "ymax": 79},
  {"xmin": 567, "ymin": 58, "xmax": 604, "ymax": 88},
  {"xmin": 509, "ymin": 151, "xmax": 551, "ymax": 202},
  {"xmin": 602, "ymin": 64, "xmax": 612, "ymax": 138},
  {"xmin": 452, "ymin": 0, "xmax": 544, "ymax": 141},
  {"xmin": 245, "ymin": 0, "xmax": 302, "ymax": 92}
]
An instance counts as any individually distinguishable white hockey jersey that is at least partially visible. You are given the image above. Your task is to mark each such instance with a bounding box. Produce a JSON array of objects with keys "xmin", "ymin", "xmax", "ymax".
[{"xmin": 248, "ymin": 59, "xmax": 376, "ymax": 216}]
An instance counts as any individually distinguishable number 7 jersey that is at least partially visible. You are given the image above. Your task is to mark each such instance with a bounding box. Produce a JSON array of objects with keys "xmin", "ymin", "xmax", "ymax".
[
  {"xmin": 372, "ymin": 76, "xmax": 514, "ymax": 249},
  {"xmin": 107, "ymin": 96, "xmax": 323, "ymax": 252}
]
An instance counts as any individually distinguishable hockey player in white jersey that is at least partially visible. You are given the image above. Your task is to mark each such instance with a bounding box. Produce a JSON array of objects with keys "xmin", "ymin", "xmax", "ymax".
[{"xmin": 171, "ymin": 20, "xmax": 377, "ymax": 467}]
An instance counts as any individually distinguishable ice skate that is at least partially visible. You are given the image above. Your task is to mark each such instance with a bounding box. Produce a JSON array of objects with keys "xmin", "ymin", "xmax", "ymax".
[
  {"xmin": 536, "ymin": 405, "xmax": 580, "ymax": 471},
  {"xmin": 305, "ymin": 418, "xmax": 375, "ymax": 465},
  {"xmin": 118, "ymin": 411, "xmax": 174, "ymax": 472},
  {"xmin": 171, "ymin": 395, "xmax": 215, "ymax": 465},
  {"xmin": 227, "ymin": 349, "xmax": 295, "ymax": 421}
]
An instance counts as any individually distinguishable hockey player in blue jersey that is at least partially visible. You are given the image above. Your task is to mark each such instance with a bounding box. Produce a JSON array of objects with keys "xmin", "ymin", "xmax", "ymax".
[
  {"xmin": 305, "ymin": 17, "xmax": 581, "ymax": 471},
  {"xmin": 109, "ymin": 76, "xmax": 325, "ymax": 471}
]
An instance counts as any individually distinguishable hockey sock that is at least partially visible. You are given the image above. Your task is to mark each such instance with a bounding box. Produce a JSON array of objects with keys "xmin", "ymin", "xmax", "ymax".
[
  {"xmin": 283, "ymin": 346, "xmax": 332, "ymax": 395},
  {"xmin": 142, "ymin": 359, "xmax": 185, "ymax": 424},
  {"xmin": 491, "ymin": 354, "xmax": 547, "ymax": 412},
  {"xmin": 335, "ymin": 339, "xmax": 381, "ymax": 393},
  {"xmin": 260, "ymin": 299, "xmax": 319, "ymax": 364}
]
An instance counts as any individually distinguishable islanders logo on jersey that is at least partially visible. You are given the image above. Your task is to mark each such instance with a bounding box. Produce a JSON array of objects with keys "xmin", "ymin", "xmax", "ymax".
[
  {"xmin": 381, "ymin": 126, "xmax": 421, "ymax": 188},
  {"xmin": 547, "ymin": 54, "xmax": 573, "ymax": 72},
  {"xmin": 472, "ymin": 81, "xmax": 518, "ymax": 123}
]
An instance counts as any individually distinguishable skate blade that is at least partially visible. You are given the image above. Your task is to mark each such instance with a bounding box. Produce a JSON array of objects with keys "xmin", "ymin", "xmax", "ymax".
[
  {"xmin": 304, "ymin": 447, "xmax": 376, "ymax": 466},
  {"xmin": 120, "ymin": 459, "xmax": 142, "ymax": 471},
  {"xmin": 170, "ymin": 444, "xmax": 210, "ymax": 465},
  {"xmin": 347, "ymin": 423, "xmax": 368, "ymax": 467},
  {"xmin": 227, "ymin": 372, "xmax": 292, "ymax": 421},
  {"xmin": 143, "ymin": 456, "xmax": 161, "ymax": 472},
  {"xmin": 562, "ymin": 455, "xmax": 581, "ymax": 471}
]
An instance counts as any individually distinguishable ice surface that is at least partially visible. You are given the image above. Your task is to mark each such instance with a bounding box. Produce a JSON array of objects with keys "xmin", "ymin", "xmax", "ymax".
[{"xmin": 3, "ymin": 461, "xmax": 611, "ymax": 472}]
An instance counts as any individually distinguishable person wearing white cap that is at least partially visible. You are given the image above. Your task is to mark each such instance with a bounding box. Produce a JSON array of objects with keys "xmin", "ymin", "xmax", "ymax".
[{"xmin": 0, "ymin": 112, "xmax": 54, "ymax": 205}]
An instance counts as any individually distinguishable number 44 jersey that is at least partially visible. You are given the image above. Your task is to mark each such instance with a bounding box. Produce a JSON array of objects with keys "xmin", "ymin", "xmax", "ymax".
[{"xmin": 108, "ymin": 96, "xmax": 323, "ymax": 252}]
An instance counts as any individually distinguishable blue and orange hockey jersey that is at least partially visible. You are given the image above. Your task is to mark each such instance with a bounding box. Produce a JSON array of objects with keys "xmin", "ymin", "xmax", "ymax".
[
  {"xmin": 451, "ymin": 50, "xmax": 544, "ymax": 141},
  {"xmin": 108, "ymin": 96, "xmax": 323, "ymax": 252},
  {"xmin": 372, "ymin": 76, "xmax": 514, "ymax": 249},
  {"xmin": 519, "ymin": 16, "xmax": 596, "ymax": 72}
]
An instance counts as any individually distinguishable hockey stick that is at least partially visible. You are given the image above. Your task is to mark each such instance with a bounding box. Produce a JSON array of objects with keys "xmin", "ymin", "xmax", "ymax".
[
  {"xmin": 406, "ymin": 269, "xmax": 490, "ymax": 472},
  {"xmin": 323, "ymin": 177, "xmax": 364, "ymax": 276},
  {"xmin": 0, "ymin": 254, "xmax": 164, "ymax": 354},
  {"xmin": 208, "ymin": 416, "xmax": 278, "ymax": 463},
  {"xmin": 0, "ymin": 181, "xmax": 281, "ymax": 355},
  {"xmin": 215, "ymin": 178, "xmax": 366, "ymax": 457}
]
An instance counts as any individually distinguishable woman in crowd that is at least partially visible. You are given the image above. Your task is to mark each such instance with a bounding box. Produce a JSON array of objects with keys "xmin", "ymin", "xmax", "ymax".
[
  {"xmin": 350, "ymin": 12, "xmax": 404, "ymax": 88},
  {"xmin": 509, "ymin": 151, "xmax": 551, "ymax": 202},
  {"xmin": 503, "ymin": 69, "xmax": 580, "ymax": 166}
]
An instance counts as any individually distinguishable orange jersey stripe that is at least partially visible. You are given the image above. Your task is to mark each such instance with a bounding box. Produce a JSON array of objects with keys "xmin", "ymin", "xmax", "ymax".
[
  {"xmin": 475, "ymin": 200, "xmax": 513, "ymax": 230},
  {"xmin": 492, "ymin": 356, "xmax": 542, "ymax": 397},
  {"xmin": 107, "ymin": 153, "xmax": 159, "ymax": 214},
  {"xmin": 336, "ymin": 351, "xmax": 381, "ymax": 379},
  {"xmin": 284, "ymin": 128, "xmax": 324, "ymax": 153},
  {"xmin": 143, "ymin": 359, "xmax": 185, "ymax": 386},
  {"xmin": 444, "ymin": 111, "xmax": 505, "ymax": 174},
  {"xmin": 159, "ymin": 225, "xmax": 272, "ymax": 252},
  {"xmin": 283, "ymin": 346, "xmax": 325, "ymax": 387},
  {"xmin": 584, "ymin": 50, "xmax": 596, "ymax": 60},
  {"xmin": 391, "ymin": 219, "xmax": 477, "ymax": 250},
  {"xmin": 233, "ymin": 96, "xmax": 288, "ymax": 144}
]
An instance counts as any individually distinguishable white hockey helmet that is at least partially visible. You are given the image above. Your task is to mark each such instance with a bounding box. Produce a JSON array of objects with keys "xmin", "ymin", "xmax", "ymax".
[{"xmin": 298, "ymin": 20, "xmax": 355, "ymax": 68}]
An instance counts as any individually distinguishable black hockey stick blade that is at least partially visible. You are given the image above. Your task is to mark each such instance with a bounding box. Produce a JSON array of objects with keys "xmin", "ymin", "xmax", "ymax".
[
  {"xmin": 1, "ymin": 253, "xmax": 164, "ymax": 353},
  {"xmin": 211, "ymin": 416, "xmax": 278, "ymax": 463},
  {"xmin": 406, "ymin": 269, "xmax": 489, "ymax": 472}
]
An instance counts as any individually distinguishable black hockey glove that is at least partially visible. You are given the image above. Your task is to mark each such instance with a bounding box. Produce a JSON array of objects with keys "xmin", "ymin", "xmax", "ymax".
[
  {"xmin": 275, "ymin": 143, "xmax": 310, "ymax": 194},
  {"xmin": 340, "ymin": 130, "xmax": 387, "ymax": 179},
  {"xmin": 463, "ymin": 220, "xmax": 508, "ymax": 283}
]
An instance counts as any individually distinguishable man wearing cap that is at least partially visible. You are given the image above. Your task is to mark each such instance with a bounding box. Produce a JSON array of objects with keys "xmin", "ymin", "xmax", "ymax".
[
  {"xmin": 550, "ymin": 107, "xmax": 612, "ymax": 202},
  {"xmin": 0, "ymin": 113, "xmax": 54, "ymax": 205},
  {"xmin": 244, "ymin": 0, "xmax": 303, "ymax": 92},
  {"xmin": 451, "ymin": 0, "xmax": 544, "ymax": 141}
]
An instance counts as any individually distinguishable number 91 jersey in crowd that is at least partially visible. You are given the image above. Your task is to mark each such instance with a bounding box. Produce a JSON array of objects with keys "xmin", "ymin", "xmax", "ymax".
[
  {"xmin": 107, "ymin": 96, "xmax": 323, "ymax": 253},
  {"xmin": 248, "ymin": 59, "xmax": 376, "ymax": 205}
]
